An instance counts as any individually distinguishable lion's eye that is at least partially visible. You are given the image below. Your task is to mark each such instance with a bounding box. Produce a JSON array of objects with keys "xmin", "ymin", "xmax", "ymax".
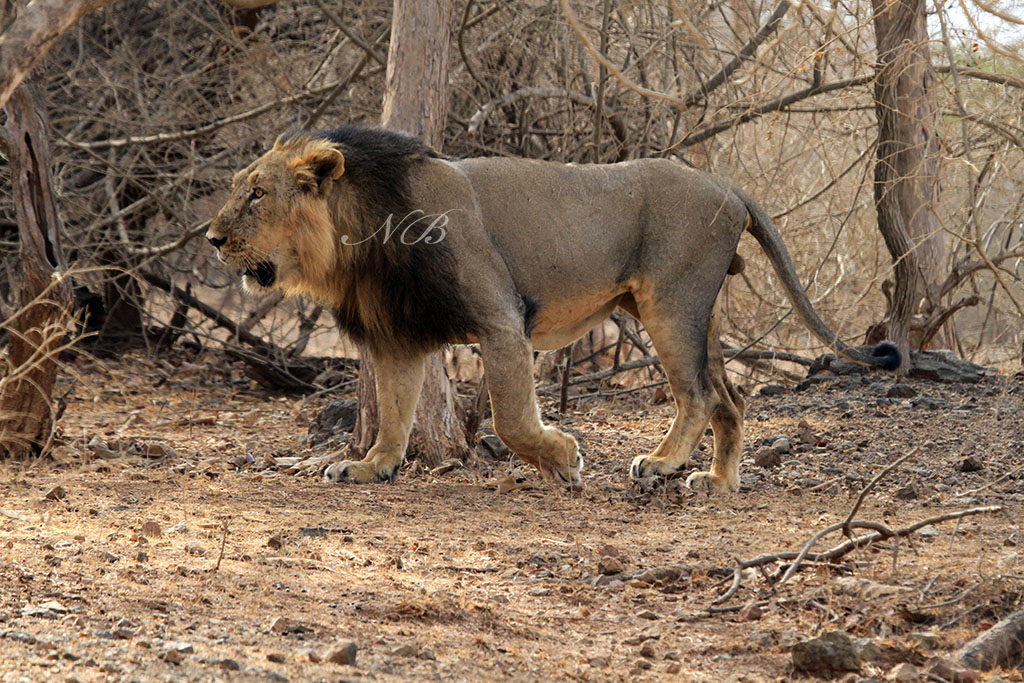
[{"xmin": 249, "ymin": 187, "xmax": 265, "ymax": 201}]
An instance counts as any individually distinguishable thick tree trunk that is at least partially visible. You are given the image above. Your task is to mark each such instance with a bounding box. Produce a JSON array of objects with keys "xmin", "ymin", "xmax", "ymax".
[
  {"xmin": 0, "ymin": 83, "xmax": 71, "ymax": 458},
  {"xmin": 353, "ymin": 0, "xmax": 472, "ymax": 468},
  {"xmin": 871, "ymin": 0, "xmax": 947, "ymax": 367}
]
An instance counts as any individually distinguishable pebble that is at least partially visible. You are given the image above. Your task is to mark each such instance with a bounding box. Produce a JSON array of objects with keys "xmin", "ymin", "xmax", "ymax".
[
  {"xmin": 894, "ymin": 485, "xmax": 919, "ymax": 500},
  {"xmin": 737, "ymin": 603, "xmax": 762, "ymax": 621},
  {"xmin": 956, "ymin": 456, "xmax": 983, "ymax": 473},
  {"xmin": 639, "ymin": 640, "xmax": 658, "ymax": 659},
  {"xmin": 886, "ymin": 383, "xmax": 918, "ymax": 398},
  {"xmin": 390, "ymin": 643, "xmax": 419, "ymax": 657},
  {"xmin": 907, "ymin": 632, "xmax": 941, "ymax": 649},
  {"xmin": 916, "ymin": 525, "xmax": 940, "ymax": 538},
  {"xmin": 598, "ymin": 556, "xmax": 624, "ymax": 575},
  {"xmin": 792, "ymin": 631, "xmax": 861, "ymax": 674},
  {"xmin": 753, "ymin": 448, "xmax": 781, "ymax": 469},
  {"xmin": 887, "ymin": 662, "xmax": 919, "ymax": 681},
  {"xmin": 324, "ymin": 640, "xmax": 357, "ymax": 666},
  {"xmin": 588, "ymin": 657, "xmax": 608, "ymax": 668}
]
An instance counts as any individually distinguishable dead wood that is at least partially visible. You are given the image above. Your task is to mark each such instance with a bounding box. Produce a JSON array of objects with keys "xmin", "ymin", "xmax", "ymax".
[{"xmin": 958, "ymin": 609, "xmax": 1024, "ymax": 671}]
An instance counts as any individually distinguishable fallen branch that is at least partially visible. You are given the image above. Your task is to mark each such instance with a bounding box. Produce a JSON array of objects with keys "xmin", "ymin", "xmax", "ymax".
[{"xmin": 710, "ymin": 505, "xmax": 1002, "ymax": 607}]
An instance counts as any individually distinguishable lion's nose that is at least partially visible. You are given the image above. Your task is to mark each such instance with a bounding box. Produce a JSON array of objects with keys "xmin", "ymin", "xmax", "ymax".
[{"xmin": 207, "ymin": 235, "xmax": 226, "ymax": 249}]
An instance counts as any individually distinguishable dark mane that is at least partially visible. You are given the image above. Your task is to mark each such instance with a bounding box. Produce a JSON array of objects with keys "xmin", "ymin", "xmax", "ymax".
[{"xmin": 300, "ymin": 126, "xmax": 479, "ymax": 353}]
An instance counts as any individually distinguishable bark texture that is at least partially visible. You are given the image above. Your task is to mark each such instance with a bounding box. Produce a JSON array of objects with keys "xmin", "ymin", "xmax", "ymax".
[
  {"xmin": 871, "ymin": 0, "xmax": 946, "ymax": 367},
  {"xmin": 0, "ymin": 84, "xmax": 71, "ymax": 458},
  {"xmin": 354, "ymin": 0, "xmax": 471, "ymax": 467}
]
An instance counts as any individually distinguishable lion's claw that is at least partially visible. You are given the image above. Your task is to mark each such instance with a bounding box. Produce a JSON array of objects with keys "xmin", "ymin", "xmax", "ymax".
[
  {"xmin": 685, "ymin": 470, "xmax": 737, "ymax": 494},
  {"xmin": 324, "ymin": 459, "xmax": 400, "ymax": 484}
]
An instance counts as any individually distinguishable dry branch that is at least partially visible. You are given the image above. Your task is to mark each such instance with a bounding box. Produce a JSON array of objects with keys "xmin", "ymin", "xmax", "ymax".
[{"xmin": 0, "ymin": 0, "xmax": 117, "ymax": 110}]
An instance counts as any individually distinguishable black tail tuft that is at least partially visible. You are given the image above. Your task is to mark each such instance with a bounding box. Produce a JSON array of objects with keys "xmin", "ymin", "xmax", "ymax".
[{"xmin": 871, "ymin": 341, "xmax": 901, "ymax": 371}]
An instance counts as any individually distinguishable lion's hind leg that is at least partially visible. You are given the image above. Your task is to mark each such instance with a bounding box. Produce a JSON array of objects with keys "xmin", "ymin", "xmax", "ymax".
[
  {"xmin": 685, "ymin": 307, "xmax": 745, "ymax": 494},
  {"xmin": 627, "ymin": 300, "xmax": 716, "ymax": 483}
]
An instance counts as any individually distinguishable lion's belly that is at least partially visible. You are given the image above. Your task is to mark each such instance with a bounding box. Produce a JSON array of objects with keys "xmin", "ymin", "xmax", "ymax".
[{"xmin": 528, "ymin": 289, "xmax": 625, "ymax": 350}]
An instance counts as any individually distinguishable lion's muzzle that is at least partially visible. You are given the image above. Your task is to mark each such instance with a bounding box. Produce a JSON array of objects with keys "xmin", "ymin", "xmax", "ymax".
[{"xmin": 245, "ymin": 261, "xmax": 277, "ymax": 287}]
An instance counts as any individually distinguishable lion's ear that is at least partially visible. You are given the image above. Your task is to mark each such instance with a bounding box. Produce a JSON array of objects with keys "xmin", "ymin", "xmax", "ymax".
[{"xmin": 289, "ymin": 143, "xmax": 345, "ymax": 194}]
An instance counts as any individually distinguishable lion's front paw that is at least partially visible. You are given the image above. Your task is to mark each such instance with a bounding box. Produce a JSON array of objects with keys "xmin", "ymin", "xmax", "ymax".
[
  {"xmin": 685, "ymin": 470, "xmax": 737, "ymax": 494},
  {"xmin": 536, "ymin": 429, "xmax": 583, "ymax": 487},
  {"xmin": 629, "ymin": 454, "xmax": 686, "ymax": 480},
  {"xmin": 323, "ymin": 459, "xmax": 400, "ymax": 484}
]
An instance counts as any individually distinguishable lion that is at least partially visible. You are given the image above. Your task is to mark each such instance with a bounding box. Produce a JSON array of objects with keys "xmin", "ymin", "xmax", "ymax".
[{"xmin": 206, "ymin": 125, "xmax": 899, "ymax": 493}]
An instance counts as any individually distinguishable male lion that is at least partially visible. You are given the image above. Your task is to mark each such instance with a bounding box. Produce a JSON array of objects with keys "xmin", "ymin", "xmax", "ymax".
[{"xmin": 207, "ymin": 126, "xmax": 898, "ymax": 493}]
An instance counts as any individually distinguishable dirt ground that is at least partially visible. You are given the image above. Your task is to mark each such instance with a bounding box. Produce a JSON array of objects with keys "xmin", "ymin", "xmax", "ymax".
[{"xmin": 1, "ymin": 351, "xmax": 1023, "ymax": 682}]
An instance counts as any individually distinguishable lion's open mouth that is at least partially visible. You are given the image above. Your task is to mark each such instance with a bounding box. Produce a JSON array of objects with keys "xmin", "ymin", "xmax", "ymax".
[{"xmin": 244, "ymin": 261, "xmax": 276, "ymax": 287}]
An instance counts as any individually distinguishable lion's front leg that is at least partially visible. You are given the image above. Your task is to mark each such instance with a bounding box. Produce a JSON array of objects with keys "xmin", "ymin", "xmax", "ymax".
[
  {"xmin": 324, "ymin": 351, "xmax": 425, "ymax": 484},
  {"xmin": 479, "ymin": 331, "xmax": 582, "ymax": 486}
]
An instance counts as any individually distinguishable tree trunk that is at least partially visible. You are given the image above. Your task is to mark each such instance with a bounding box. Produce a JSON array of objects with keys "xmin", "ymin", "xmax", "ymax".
[
  {"xmin": 871, "ymin": 0, "xmax": 947, "ymax": 367},
  {"xmin": 0, "ymin": 82, "xmax": 71, "ymax": 458},
  {"xmin": 353, "ymin": 0, "xmax": 472, "ymax": 468}
]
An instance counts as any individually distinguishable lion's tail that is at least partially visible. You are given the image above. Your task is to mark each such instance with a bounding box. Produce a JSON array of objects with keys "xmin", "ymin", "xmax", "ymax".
[{"xmin": 732, "ymin": 185, "xmax": 900, "ymax": 371}]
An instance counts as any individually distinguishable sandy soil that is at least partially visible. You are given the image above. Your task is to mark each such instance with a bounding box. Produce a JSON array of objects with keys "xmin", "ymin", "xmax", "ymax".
[{"xmin": 1, "ymin": 352, "xmax": 1022, "ymax": 682}]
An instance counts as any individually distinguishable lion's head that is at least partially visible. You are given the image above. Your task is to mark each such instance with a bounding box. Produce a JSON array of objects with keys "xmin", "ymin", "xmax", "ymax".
[{"xmin": 206, "ymin": 136, "xmax": 345, "ymax": 297}]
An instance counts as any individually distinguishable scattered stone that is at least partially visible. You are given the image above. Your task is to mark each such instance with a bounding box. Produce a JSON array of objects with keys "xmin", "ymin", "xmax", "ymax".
[
  {"xmin": 588, "ymin": 657, "xmax": 608, "ymax": 668},
  {"xmin": 887, "ymin": 662, "xmax": 919, "ymax": 682},
  {"xmin": 792, "ymin": 631, "xmax": 861, "ymax": 674},
  {"xmin": 958, "ymin": 608, "xmax": 1024, "ymax": 671},
  {"xmin": 324, "ymin": 640, "xmax": 357, "ymax": 666},
  {"xmin": 267, "ymin": 652, "xmax": 286, "ymax": 663},
  {"xmin": 390, "ymin": 643, "xmax": 419, "ymax": 657},
  {"xmin": 267, "ymin": 534, "xmax": 285, "ymax": 550},
  {"xmin": 916, "ymin": 525, "xmax": 940, "ymax": 538},
  {"xmin": 141, "ymin": 521, "xmax": 162, "ymax": 538},
  {"xmin": 219, "ymin": 658, "xmax": 241, "ymax": 671},
  {"xmin": 598, "ymin": 556, "xmax": 624, "ymax": 575},
  {"xmin": 5, "ymin": 631, "xmax": 37, "ymax": 644},
  {"xmin": 528, "ymin": 588, "xmax": 549, "ymax": 596},
  {"xmin": 886, "ymin": 384, "xmax": 918, "ymax": 399},
  {"xmin": 908, "ymin": 632, "xmax": 941, "ymax": 649},
  {"xmin": 753, "ymin": 448, "xmax": 781, "ymax": 469},
  {"xmin": 924, "ymin": 656, "xmax": 976, "ymax": 682},
  {"xmin": 639, "ymin": 640, "xmax": 658, "ymax": 658},
  {"xmin": 592, "ymin": 574, "xmax": 612, "ymax": 588},
  {"xmin": 665, "ymin": 662, "xmax": 682, "ymax": 675},
  {"xmin": 635, "ymin": 609, "xmax": 660, "ymax": 620},
  {"xmin": 855, "ymin": 637, "xmax": 883, "ymax": 664},
  {"xmin": 760, "ymin": 384, "xmax": 787, "ymax": 396},
  {"xmin": 894, "ymin": 485, "xmax": 919, "ymax": 500},
  {"xmin": 479, "ymin": 434, "xmax": 510, "ymax": 459},
  {"xmin": 911, "ymin": 396, "xmax": 946, "ymax": 411},
  {"xmin": 184, "ymin": 543, "xmax": 205, "ymax": 557},
  {"xmin": 419, "ymin": 646, "xmax": 436, "ymax": 660},
  {"xmin": 737, "ymin": 602, "xmax": 762, "ymax": 622},
  {"xmin": 770, "ymin": 435, "xmax": 794, "ymax": 455},
  {"xmin": 44, "ymin": 485, "xmax": 66, "ymax": 501},
  {"xmin": 956, "ymin": 456, "xmax": 983, "ymax": 473}
]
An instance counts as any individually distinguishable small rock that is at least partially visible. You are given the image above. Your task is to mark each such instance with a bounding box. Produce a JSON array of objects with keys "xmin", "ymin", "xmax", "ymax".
[
  {"xmin": 792, "ymin": 631, "xmax": 861, "ymax": 674},
  {"xmin": 760, "ymin": 384, "xmax": 787, "ymax": 396},
  {"xmin": 5, "ymin": 631, "xmax": 37, "ymax": 644},
  {"xmin": 753, "ymin": 449, "xmax": 781, "ymax": 469},
  {"xmin": 141, "ymin": 521, "xmax": 162, "ymax": 538},
  {"xmin": 159, "ymin": 648, "xmax": 183, "ymax": 664},
  {"xmin": 324, "ymin": 640, "xmax": 357, "ymax": 666},
  {"xmin": 894, "ymin": 485, "xmax": 919, "ymax": 500},
  {"xmin": 267, "ymin": 534, "xmax": 285, "ymax": 550},
  {"xmin": 737, "ymin": 603, "xmax": 762, "ymax": 621},
  {"xmin": 665, "ymin": 662, "xmax": 682, "ymax": 675},
  {"xmin": 956, "ymin": 456, "xmax": 983, "ymax": 473},
  {"xmin": 267, "ymin": 652, "xmax": 286, "ymax": 663},
  {"xmin": 184, "ymin": 543, "xmax": 205, "ymax": 557},
  {"xmin": 591, "ymin": 574, "xmax": 612, "ymax": 588},
  {"xmin": 855, "ymin": 637, "xmax": 882, "ymax": 664},
  {"xmin": 635, "ymin": 609, "xmax": 660, "ymax": 620},
  {"xmin": 390, "ymin": 643, "xmax": 419, "ymax": 657},
  {"xmin": 588, "ymin": 657, "xmax": 608, "ymax": 668},
  {"xmin": 528, "ymin": 588, "xmax": 549, "ymax": 596},
  {"xmin": 430, "ymin": 459, "xmax": 463, "ymax": 476},
  {"xmin": 770, "ymin": 436, "xmax": 794, "ymax": 455},
  {"xmin": 887, "ymin": 662, "xmax": 919, "ymax": 682},
  {"xmin": 911, "ymin": 396, "xmax": 945, "ymax": 410},
  {"xmin": 598, "ymin": 556, "xmax": 624, "ymax": 575},
  {"xmin": 479, "ymin": 434, "xmax": 510, "ymax": 459},
  {"xmin": 419, "ymin": 646, "xmax": 436, "ymax": 660},
  {"xmin": 916, "ymin": 525, "xmax": 940, "ymax": 538},
  {"xmin": 908, "ymin": 632, "xmax": 941, "ymax": 649},
  {"xmin": 44, "ymin": 485, "xmax": 66, "ymax": 501},
  {"xmin": 639, "ymin": 640, "xmax": 658, "ymax": 659},
  {"xmin": 219, "ymin": 658, "xmax": 241, "ymax": 670},
  {"xmin": 924, "ymin": 656, "xmax": 976, "ymax": 682},
  {"xmin": 886, "ymin": 383, "xmax": 918, "ymax": 398}
]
